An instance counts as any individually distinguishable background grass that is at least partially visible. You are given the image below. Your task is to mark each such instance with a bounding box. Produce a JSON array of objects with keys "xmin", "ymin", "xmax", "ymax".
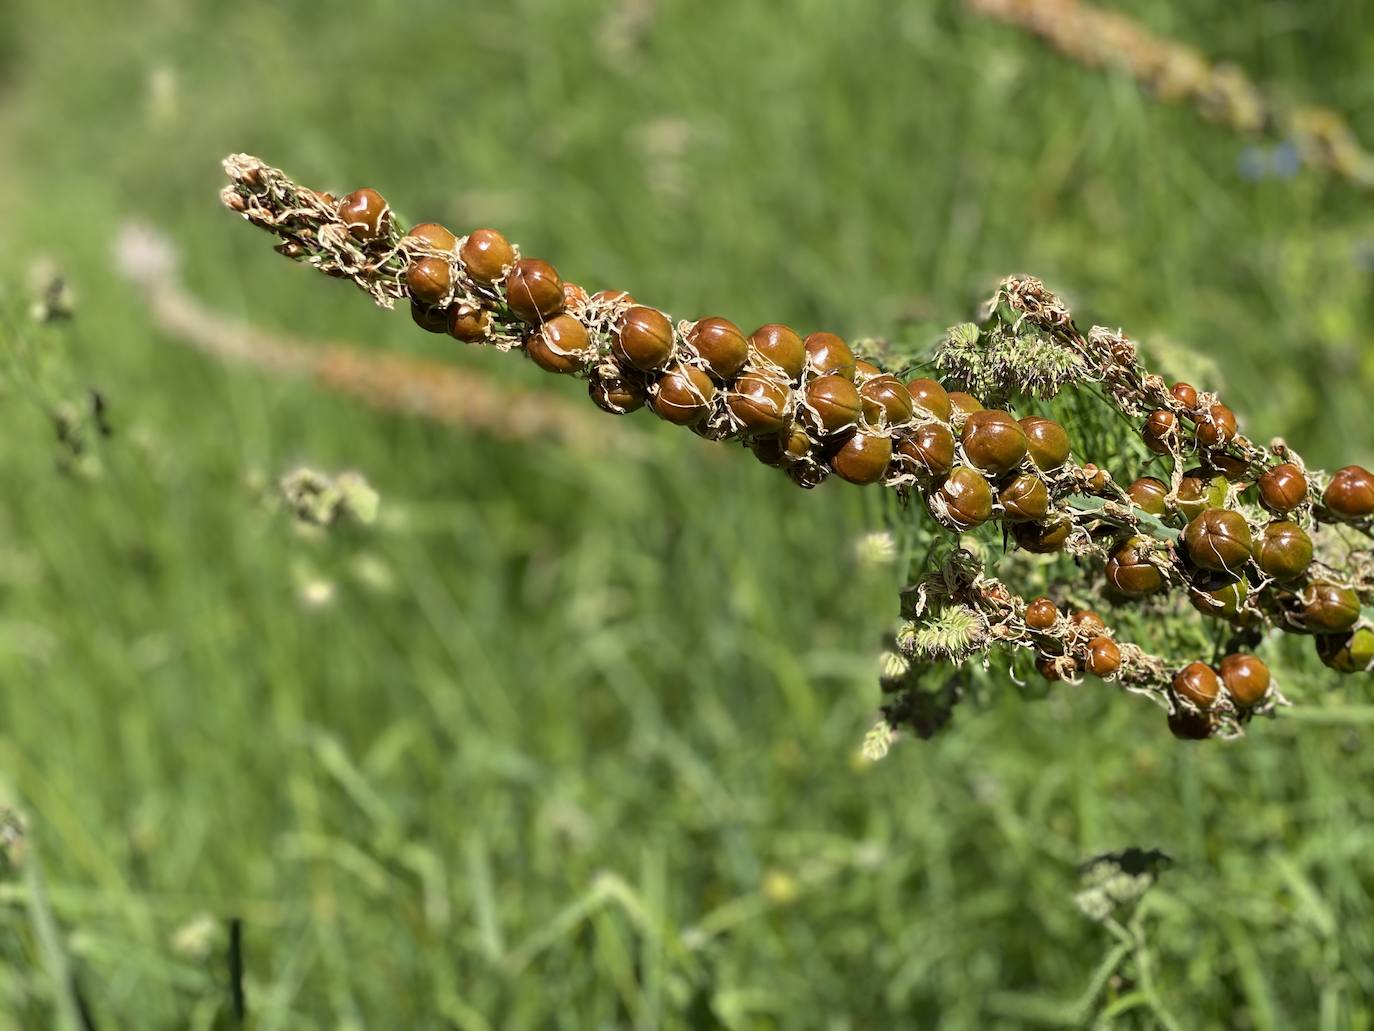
[{"xmin": 1, "ymin": 0, "xmax": 1373, "ymax": 1026}]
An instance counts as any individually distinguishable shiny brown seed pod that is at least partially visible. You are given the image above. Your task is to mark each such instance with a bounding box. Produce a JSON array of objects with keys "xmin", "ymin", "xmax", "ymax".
[
  {"xmin": 561, "ymin": 281, "xmax": 590, "ymax": 308},
  {"xmin": 688, "ymin": 317, "xmax": 749, "ymax": 380},
  {"xmin": 406, "ymin": 256, "xmax": 454, "ymax": 307},
  {"xmin": 1254, "ymin": 521, "xmax": 1312, "ymax": 581},
  {"xmin": 852, "ymin": 359, "xmax": 882, "ymax": 384},
  {"xmin": 946, "ymin": 391, "xmax": 983, "ymax": 430},
  {"xmin": 787, "ymin": 461, "xmax": 830, "ymax": 489},
  {"xmin": 1141, "ymin": 410, "xmax": 1179, "ymax": 454},
  {"xmin": 1173, "ymin": 662, "xmax": 1221, "ymax": 709},
  {"xmin": 590, "ymin": 289, "xmax": 636, "ymax": 306},
  {"xmin": 1024, "ymin": 597, "xmax": 1060, "ymax": 631},
  {"xmin": 780, "ymin": 424, "xmax": 814, "ymax": 462},
  {"xmin": 1019, "ymin": 417, "xmax": 1070, "ymax": 471},
  {"xmin": 805, "ymin": 375, "xmax": 863, "ymax": 435},
  {"xmin": 459, "ymin": 229, "xmax": 515, "ymax": 286},
  {"xmin": 1188, "ymin": 574, "xmax": 1249, "ymax": 622},
  {"xmin": 1105, "ymin": 537, "xmax": 1165, "ymax": 597},
  {"xmin": 897, "ymin": 423, "xmax": 956, "ymax": 478},
  {"xmin": 933, "ymin": 466, "xmax": 995, "ymax": 530},
  {"xmin": 998, "ymin": 472, "xmax": 1050, "ymax": 522},
  {"xmin": 1127, "ymin": 477, "xmax": 1170, "ymax": 516},
  {"xmin": 906, "ymin": 378, "xmax": 952, "ymax": 422},
  {"xmin": 831, "ymin": 431, "xmax": 893, "ymax": 485},
  {"xmin": 748, "ymin": 324, "xmax": 806, "ymax": 380},
  {"xmin": 1219, "ymin": 654, "xmax": 1271, "ymax": 707},
  {"xmin": 1315, "ymin": 628, "xmax": 1374, "ymax": 674},
  {"xmin": 1176, "ymin": 472, "xmax": 1226, "ymax": 520},
  {"xmin": 1085, "ymin": 637, "xmax": 1122, "ymax": 678},
  {"xmin": 525, "ymin": 313, "xmax": 588, "ymax": 375},
  {"xmin": 1072, "ymin": 609, "xmax": 1106, "ymax": 634},
  {"xmin": 1081, "ymin": 464, "xmax": 1111, "ymax": 493},
  {"xmin": 750, "ymin": 434, "xmax": 785, "ymax": 467},
  {"xmin": 961, "ymin": 410, "xmax": 1029, "ymax": 476},
  {"xmin": 404, "ymin": 222, "xmax": 457, "ymax": 253},
  {"xmin": 447, "ymin": 303, "xmax": 490, "ymax": 343},
  {"xmin": 1012, "ymin": 518, "xmax": 1071, "ymax": 554},
  {"xmin": 1323, "ymin": 465, "xmax": 1374, "ymax": 519},
  {"xmin": 612, "ymin": 305, "xmax": 676, "ymax": 371},
  {"xmin": 337, "ymin": 188, "xmax": 389, "ymax": 240},
  {"xmin": 505, "ymin": 259, "xmax": 565, "ymax": 322},
  {"xmin": 1257, "ymin": 463, "xmax": 1308, "ymax": 514},
  {"xmin": 727, "ymin": 373, "xmax": 792, "ymax": 436},
  {"xmin": 1167, "ymin": 706, "xmax": 1214, "ymax": 740},
  {"xmin": 1294, "ymin": 583, "xmax": 1362, "ymax": 634},
  {"xmin": 1037, "ymin": 654, "xmax": 1078, "ymax": 682},
  {"xmin": 410, "ymin": 301, "xmax": 448, "ymax": 335},
  {"xmin": 1170, "ymin": 382, "xmax": 1199, "ymax": 409},
  {"xmin": 803, "ymin": 332, "xmax": 856, "ymax": 379},
  {"xmin": 589, "ymin": 371, "xmax": 646, "ymax": 415},
  {"xmin": 1206, "ymin": 452, "xmax": 1250, "ymax": 482},
  {"xmin": 1196, "ymin": 403, "xmax": 1238, "ymax": 449},
  {"xmin": 650, "ymin": 363, "xmax": 715, "ymax": 425},
  {"xmin": 859, "ymin": 375, "xmax": 914, "ymax": 428},
  {"xmin": 1183, "ymin": 509, "xmax": 1253, "ymax": 573}
]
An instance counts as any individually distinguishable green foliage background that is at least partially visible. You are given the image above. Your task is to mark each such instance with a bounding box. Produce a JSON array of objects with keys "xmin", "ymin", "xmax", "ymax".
[{"xmin": 1, "ymin": 0, "xmax": 1373, "ymax": 1026}]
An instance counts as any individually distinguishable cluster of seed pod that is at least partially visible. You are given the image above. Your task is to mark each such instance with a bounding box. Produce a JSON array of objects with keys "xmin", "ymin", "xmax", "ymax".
[
  {"xmin": 221, "ymin": 155, "xmax": 1373, "ymax": 741},
  {"xmin": 966, "ymin": 0, "xmax": 1374, "ymax": 189}
]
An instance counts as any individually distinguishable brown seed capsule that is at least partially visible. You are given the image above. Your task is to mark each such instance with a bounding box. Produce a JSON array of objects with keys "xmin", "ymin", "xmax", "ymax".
[
  {"xmin": 961, "ymin": 410, "xmax": 1029, "ymax": 476},
  {"xmin": 651, "ymin": 363, "xmax": 715, "ymax": 425},
  {"xmin": 804, "ymin": 332, "xmax": 856, "ymax": 379},
  {"xmin": 505, "ymin": 259, "xmax": 564, "ymax": 322},
  {"xmin": 897, "ymin": 423, "xmax": 955, "ymax": 478},
  {"xmin": 831, "ymin": 431, "xmax": 893, "ymax": 485},
  {"xmin": 1254, "ymin": 521, "xmax": 1312, "ymax": 581},
  {"xmin": 1188, "ymin": 574, "xmax": 1249, "ymax": 622},
  {"xmin": 906, "ymin": 378, "xmax": 952, "ymax": 422},
  {"xmin": 1324, "ymin": 465, "xmax": 1374, "ymax": 519},
  {"xmin": 1176, "ymin": 472, "xmax": 1225, "ymax": 520},
  {"xmin": 805, "ymin": 375, "xmax": 863, "ymax": 435},
  {"xmin": 1167, "ymin": 707, "xmax": 1214, "ymax": 740},
  {"xmin": 561, "ymin": 281, "xmax": 590, "ymax": 308},
  {"xmin": 1173, "ymin": 662, "xmax": 1221, "ymax": 710},
  {"xmin": 1142, "ymin": 410, "xmax": 1179, "ymax": 455},
  {"xmin": 1206, "ymin": 452, "xmax": 1250, "ymax": 482},
  {"xmin": 748, "ymin": 324, "xmax": 806, "ymax": 380},
  {"xmin": 1257, "ymin": 463, "xmax": 1308, "ymax": 514},
  {"xmin": 1219, "ymin": 654, "xmax": 1271, "ymax": 707},
  {"xmin": 852, "ymin": 359, "xmax": 882, "ymax": 385},
  {"xmin": 998, "ymin": 472, "xmax": 1050, "ymax": 522},
  {"xmin": 933, "ymin": 466, "xmax": 995, "ymax": 530},
  {"xmin": 1196, "ymin": 403, "xmax": 1238, "ymax": 449},
  {"xmin": 404, "ymin": 222, "xmax": 457, "ymax": 253},
  {"xmin": 1025, "ymin": 597, "xmax": 1059, "ymax": 631},
  {"xmin": 780, "ymin": 424, "xmax": 814, "ymax": 462},
  {"xmin": 1081, "ymin": 464, "xmax": 1111, "ymax": 493},
  {"xmin": 589, "ymin": 371, "xmax": 646, "ymax": 415},
  {"xmin": 1072, "ymin": 610, "xmax": 1106, "ymax": 634},
  {"xmin": 459, "ymin": 229, "xmax": 515, "ymax": 286},
  {"xmin": 1020, "ymin": 417, "xmax": 1070, "ymax": 471},
  {"xmin": 591, "ymin": 289, "xmax": 636, "ymax": 306},
  {"xmin": 688, "ymin": 317, "xmax": 749, "ymax": 380},
  {"xmin": 406, "ymin": 256, "xmax": 454, "ymax": 307},
  {"xmin": 1315, "ymin": 628, "xmax": 1374, "ymax": 674},
  {"xmin": 946, "ymin": 391, "xmax": 982, "ymax": 430},
  {"xmin": 727, "ymin": 373, "xmax": 792, "ymax": 436},
  {"xmin": 410, "ymin": 301, "xmax": 448, "ymax": 335},
  {"xmin": 1037, "ymin": 654, "xmax": 1078, "ymax": 681},
  {"xmin": 1085, "ymin": 637, "xmax": 1121, "ymax": 678},
  {"xmin": 1105, "ymin": 537, "xmax": 1165, "ymax": 597},
  {"xmin": 1170, "ymin": 382, "xmax": 1199, "ymax": 409},
  {"xmin": 1012, "ymin": 518, "xmax": 1071, "ymax": 554},
  {"xmin": 337, "ymin": 188, "xmax": 389, "ymax": 240},
  {"xmin": 1183, "ymin": 509, "xmax": 1253, "ymax": 573},
  {"xmin": 447, "ymin": 303, "xmax": 490, "ymax": 343},
  {"xmin": 611, "ymin": 305, "xmax": 676, "ymax": 371},
  {"xmin": 525, "ymin": 313, "xmax": 588, "ymax": 375},
  {"xmin": 859, "ymin": 375, "xmax": 914, "ymax": 428},
  {"xmin": 1127, "ymin": 477, "xmax": 1170, "ymax": 516},
  {"xmin": 1294, "ymin": 583, "xmax": 1362, "ymax": 634}
]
